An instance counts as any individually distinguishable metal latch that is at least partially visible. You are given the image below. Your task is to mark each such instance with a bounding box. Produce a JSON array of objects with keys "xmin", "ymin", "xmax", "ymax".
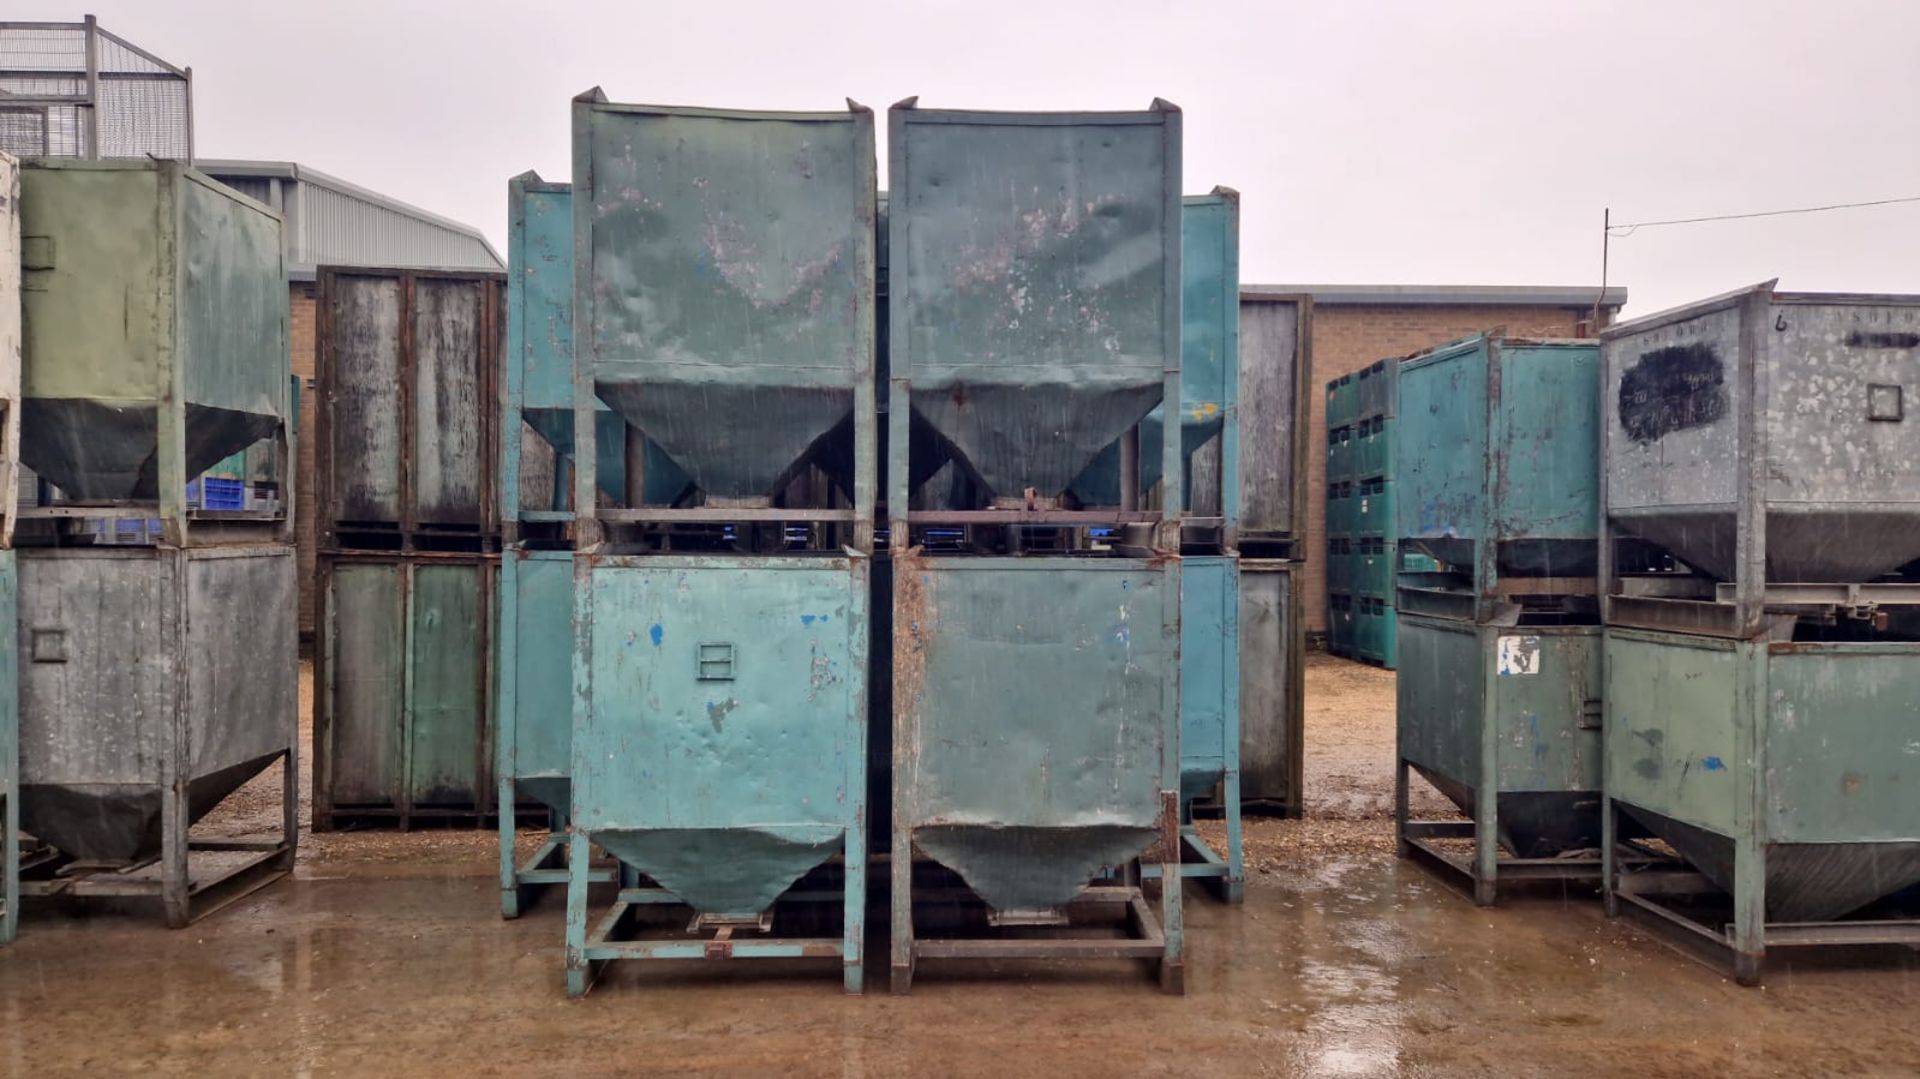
[
  {"xmin": 1578, "ymin": 699, "xmax": 1603, "ymax": 731},
  {"xmin": 696, "ymin": 641, "xmax": 735, "ymax": 681},
  {"xmin": 21, "ymin": 236, "xmax": 54, "ymax": 291}
]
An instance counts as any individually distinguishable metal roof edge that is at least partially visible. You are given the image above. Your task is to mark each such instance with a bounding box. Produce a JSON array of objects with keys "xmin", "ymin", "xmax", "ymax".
[
  {"xmin": 196, "ymin": 158, "xmax": 504, "ymax": 268},
  {"xmin": 1241, "ymin": 283, "xmax": 1627, "ymax": 308}
]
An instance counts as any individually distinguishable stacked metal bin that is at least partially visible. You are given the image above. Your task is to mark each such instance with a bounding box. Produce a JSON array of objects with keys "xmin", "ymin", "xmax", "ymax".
[
  {"xmin": 1327, "ymin": 360, "xmax": 1422, "ymax": 666},
  {"xmin": 0, "ymin": 151, "xmax": 18, "ymax": 945},
  {"xmin": 887, "ymin": 99, "xmax": 1186, "ymax": 993},
  {"xmin": 1599, "ymin": 283, "xmax": 1920, "ymax": 984},
  {"xmin": 12, "ymin": 158, "xmax": 297, "ymax": 928},
  {"xmin": 562, "ymin": 90, "xmax": 875, "ymax": 995},
  {"xmin": 311, "ymin": 266, "xmax": 505, "ymax": 830},
  {"xmin": 1391, "ymin": 334, "xmax": 1604, "ymax": 905}
]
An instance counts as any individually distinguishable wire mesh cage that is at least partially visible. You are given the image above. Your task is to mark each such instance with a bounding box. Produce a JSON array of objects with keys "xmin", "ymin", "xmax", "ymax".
[{"xmin": 0, "ymin": 17, "xmax": 191, "ymax": 160}]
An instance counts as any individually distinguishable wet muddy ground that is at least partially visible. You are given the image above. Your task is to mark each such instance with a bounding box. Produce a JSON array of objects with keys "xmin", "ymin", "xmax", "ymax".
[{"xmin": 4, "ymin": 655, "xmax": 1917, "ymax": 1076}]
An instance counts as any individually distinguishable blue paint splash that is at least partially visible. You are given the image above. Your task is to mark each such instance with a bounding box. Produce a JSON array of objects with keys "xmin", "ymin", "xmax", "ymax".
[
  {"xmin": 801, "ymin": 614, "xmax": 816, "ymax": 626},
  {"xmin": 648, "ymin": 624, "xmax": 663, "ymax": 648},
  {"xmin": 1702, "ymin": 756, "xmax": 1726, "ymax": 771}
]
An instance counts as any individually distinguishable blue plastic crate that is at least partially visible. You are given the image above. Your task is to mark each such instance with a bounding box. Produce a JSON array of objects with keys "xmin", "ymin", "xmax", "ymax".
[{"xmin": 187, "ymin": 477, "xmax": 246, "ymax": 511}]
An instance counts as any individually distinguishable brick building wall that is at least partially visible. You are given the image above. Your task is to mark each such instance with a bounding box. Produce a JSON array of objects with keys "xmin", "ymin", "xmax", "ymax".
[
  {"xmin": 289, "ymin": 281, "xmax": 318, "ymax": 638},
  {"xmin": 1301, "ymin": 302, "xmax": 1601, "ymax": 635}
]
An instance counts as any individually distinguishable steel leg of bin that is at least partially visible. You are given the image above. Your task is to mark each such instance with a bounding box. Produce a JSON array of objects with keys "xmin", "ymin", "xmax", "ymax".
[
  {"xmin": 1, "ymin": 788, "xmax": 16, "ymax": 946},
  {"xmin": 890, "ymin": 824, "xmax": 913, "ymax": 994},
  {"xmin": 1158, "ymin": 848, "xmax": 1185, "ymax": 993},
  {"xmin": 161, "ymin": 777, "xmax": 191, "ymax": 930},
  {"xmin": 842, "ymin": 816, "xmax": 865, "ymax": 994},
  {"xmin": 1601, "ymin": 795, "xmax": 1620, "ymax": 918},
  {"xmin": 1732, "ymin": 838, "xmax": 1766, "ymax": 986},
  {"xmin": 1223, "ymin": 771, "xmax": 1245, "ymax": 905},
  {"xmin": 498, "ymin": 780, "xmax": 521, "ymax": 919},
  {"xmin": 1394, "ymin": 757, "xmax": 1412, "ymax": 859},
  {"xmin": 564, "ymin": 831, "xmax": 595, "ymax": 998}
]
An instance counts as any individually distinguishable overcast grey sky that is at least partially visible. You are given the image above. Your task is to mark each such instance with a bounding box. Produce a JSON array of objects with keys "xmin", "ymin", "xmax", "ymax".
[{"xmin": 22, "ymin": 0, "xmax": 1919, "ymax": 315}]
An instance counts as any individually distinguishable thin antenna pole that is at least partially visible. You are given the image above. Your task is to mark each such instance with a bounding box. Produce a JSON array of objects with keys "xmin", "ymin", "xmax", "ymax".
[{"xmin": 1594, "ymin": 206, "xmax": 1610, "ymax": 330}]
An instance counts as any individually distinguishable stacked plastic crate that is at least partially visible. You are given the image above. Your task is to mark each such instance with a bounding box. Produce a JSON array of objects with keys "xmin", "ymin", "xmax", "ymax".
[{"xmin": 1324, "ymin": 373, "xmax": 1358, "ymax": 657}]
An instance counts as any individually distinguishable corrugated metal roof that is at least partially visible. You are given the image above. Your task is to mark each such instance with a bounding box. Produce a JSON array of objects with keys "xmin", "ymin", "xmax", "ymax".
[
  {"xmin": 1242, "ymin": 283, "xmax": 1627, "ymax": 308},
  {"xmin": 198, "ymin": 159, "xmax": 503, "ymax": 278}
]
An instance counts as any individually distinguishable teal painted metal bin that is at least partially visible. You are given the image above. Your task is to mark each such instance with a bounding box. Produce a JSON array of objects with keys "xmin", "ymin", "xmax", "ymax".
[
  {"xmin": 1396, "ymin": 334, "xmax": 1601, "ymax": 624},
  {"xmin": 1142, "ymin": 554, "xmax": 1244, "ymax": 902},
  {"xmin": 886, "ymin": 101, "xmax": 1186, "ymax": 993},
  {"xmin": 1605, "ymin": 629, "xmax": 1920, "ymax": 984},
  {"xmin": 1391, "ymin": 334, "xmax": 1605, "ymax": 901},
  {"xmin": 1396, "ymin": 615, "xmax": 1602, "ymax": 904},
  {"xmin": 563, "ymin": 92, "xmax": 876, "ymax": 996}
]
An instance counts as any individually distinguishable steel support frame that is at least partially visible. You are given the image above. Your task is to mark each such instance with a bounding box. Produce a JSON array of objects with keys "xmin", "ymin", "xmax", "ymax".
[
  {"xmin": 883, "ymin": 101, "xmax": 1186, "ymax": 995},
  {"xmin": 560, "ymin": 94, "xmax": 877, "ymax": 997},
  {"xmin": 1602, "ymin": 799, "xmax": 1920, "ymax": 986}
]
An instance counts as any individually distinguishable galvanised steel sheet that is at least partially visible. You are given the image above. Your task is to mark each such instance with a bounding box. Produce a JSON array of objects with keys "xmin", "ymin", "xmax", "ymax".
[
  {"xmin": 18, "ymin": 546, "xmax": 295, "ymax": 863},
  {"xmin": 18, "ymin": 160, "xmax": 287, "ymax": 505},
  {"xmin": 1238, "ymin": 560, "xmax": 1302, "ymax": 813},
  {"xmin": 1398, "ymin": 614, "xmax": 1601, "ymax": 856},
  {"xmin": 893, "ymin": 556, "xmax": 1178, "ymax": 913},
  {"xmin": 1397, "ymin": 335, "xmax": 1600, "ymax": 603},
  {"xmin": 504, "ymin": 173, "xmax": 684, "ymax": 509},
  {"xmin": 1602, "ymin": 284, "xmax": 1920, "ymax": 584},
  {"xmin": 572, "ymin": 557, "xmax": 867, "ymax": 919},
  {"xmin": 889, "ymin": 102, "xmax": 1181, "ymax": 501},
  {"xmin": 571, "ymin": 94, "xmax": 876, "ymax": 502}
]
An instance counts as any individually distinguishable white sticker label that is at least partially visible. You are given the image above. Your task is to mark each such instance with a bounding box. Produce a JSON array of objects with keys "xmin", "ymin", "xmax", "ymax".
[{"xmin": 1497, "ymin": 635, "xmax": 1541, "ymax": 676}]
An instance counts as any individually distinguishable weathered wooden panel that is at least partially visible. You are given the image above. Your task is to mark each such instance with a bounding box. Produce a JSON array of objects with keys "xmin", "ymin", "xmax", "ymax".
[
  {"xmin": 407, "ymin": 563, "xmax": 487, "ymax": 805},
  {"xmin": 317, "ymin": 267, "xmax": 501, "ymax": 537},
  {"xmin": 0, "ymin": 152, "xmax": 20, "ymax": 549},
  {"xmin": 323, "ymin": 276, "xmax": 403, "ymax": 524},
  {"xmin": 413, "ymin": 281, "xmax": 487, "ymax": 525},
  {"xmin": 324, "ymin": 562, "xmax": 403, "ymax": 806}
]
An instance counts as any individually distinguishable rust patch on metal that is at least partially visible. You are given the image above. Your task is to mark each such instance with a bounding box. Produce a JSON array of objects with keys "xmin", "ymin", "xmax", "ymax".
[
  {"xmin": 1142, "ymin": 789, "xmax": 1180, "ymax": 864},
  {"xmin": 891, "ymin": 547, "xmax": 931, "ymax": 791}
]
